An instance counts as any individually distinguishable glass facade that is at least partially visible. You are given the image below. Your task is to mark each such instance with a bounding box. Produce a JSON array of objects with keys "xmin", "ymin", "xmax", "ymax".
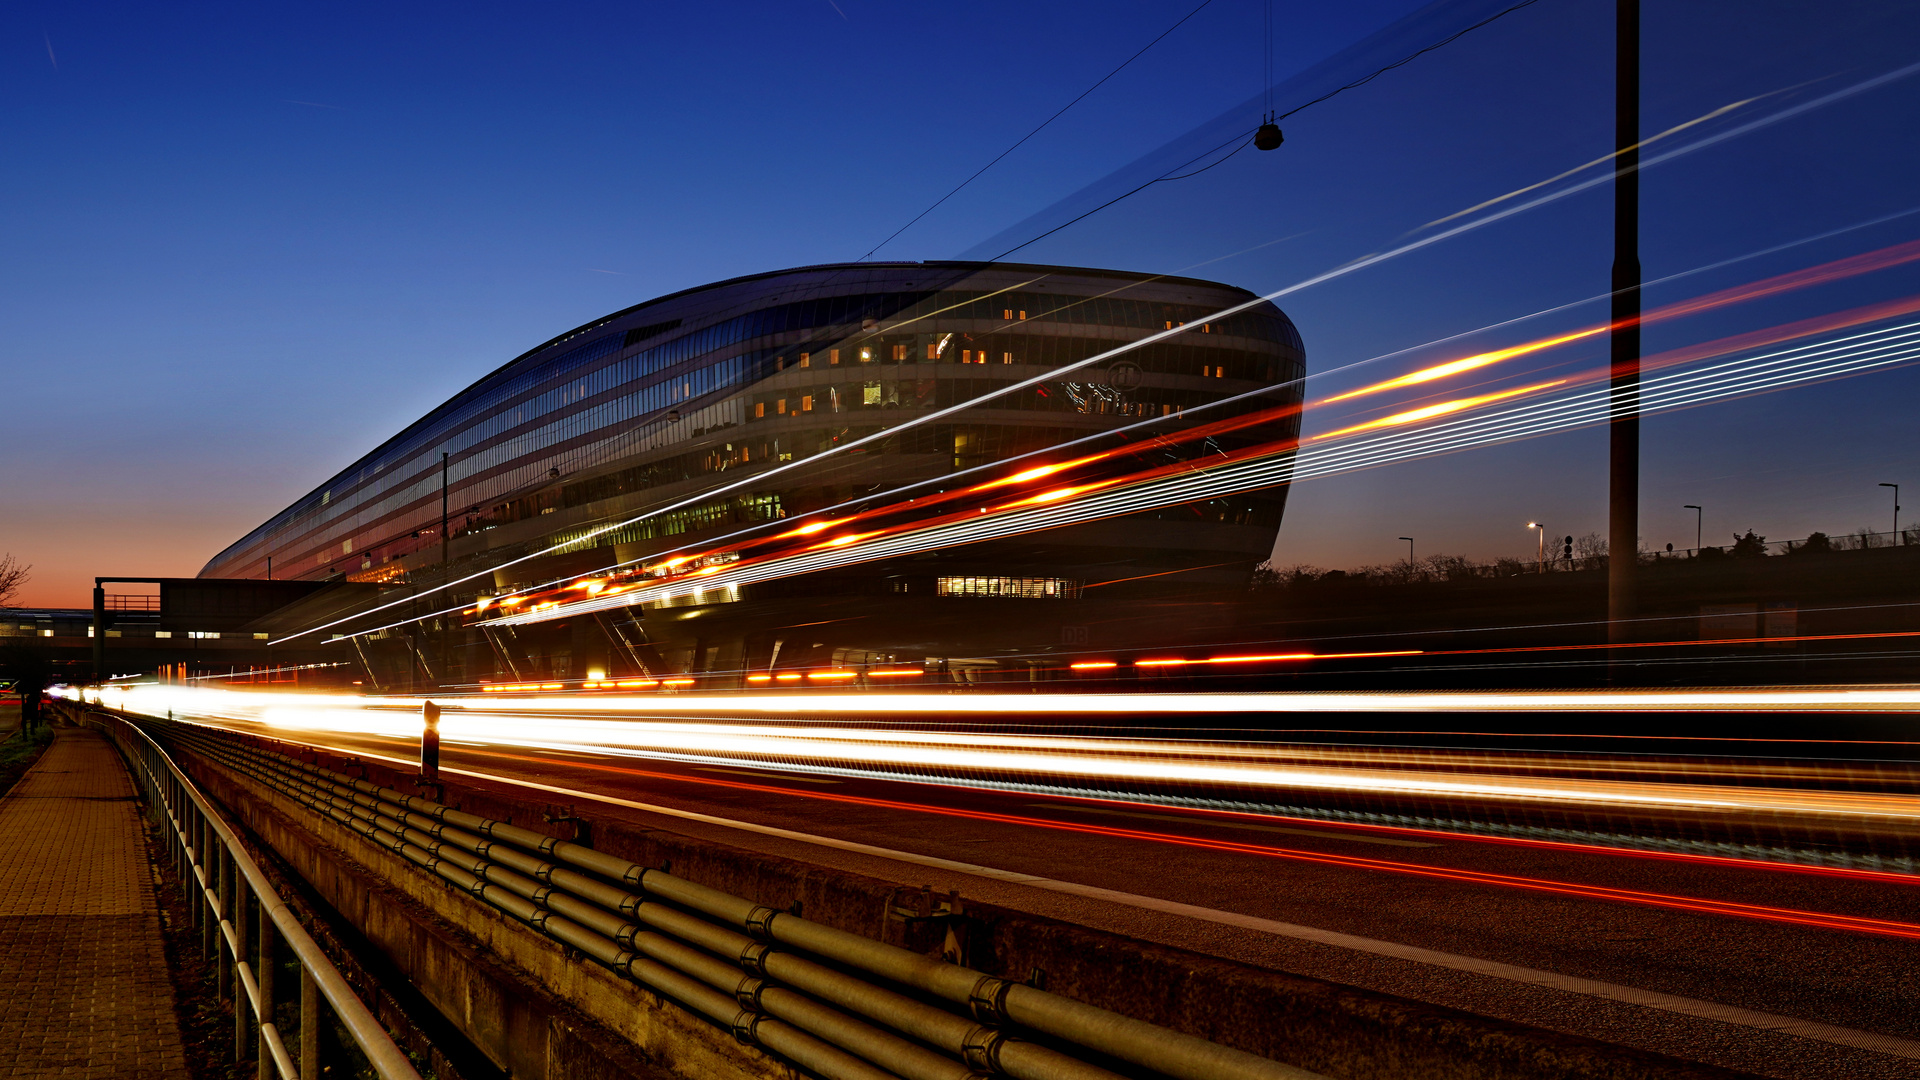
[{"xmin": 201, "ymin": 261, "xmax": 1305, "ymax": 606}]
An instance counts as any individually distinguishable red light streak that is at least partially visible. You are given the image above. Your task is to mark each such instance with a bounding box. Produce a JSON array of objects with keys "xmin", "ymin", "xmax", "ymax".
[
  {"xmin": 1134, "ymin": 650, "xmax": 1423, "ymax": 668},
  {"xmin": 472, "ymin": 751, "xmax": 1920, "ymax": 941},
  {"xmin": 1322, "ymin": 237, "xmax": 1920, "ymax": 405}
]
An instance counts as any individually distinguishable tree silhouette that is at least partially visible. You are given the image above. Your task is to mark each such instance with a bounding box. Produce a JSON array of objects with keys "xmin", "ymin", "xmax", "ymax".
[
  {"xmin": 1792, "ymin": 531, "xmax": 1833, "ymax": 555},
  {"xmin": 0, "ymin": 554, "xmax": 26, "ymax": 607}
]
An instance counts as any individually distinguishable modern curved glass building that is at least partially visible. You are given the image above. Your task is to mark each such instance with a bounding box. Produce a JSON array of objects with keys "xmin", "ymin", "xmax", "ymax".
[{"xmin": 206, "ymin": 261, "xmax": 1304, "ymax": 684}]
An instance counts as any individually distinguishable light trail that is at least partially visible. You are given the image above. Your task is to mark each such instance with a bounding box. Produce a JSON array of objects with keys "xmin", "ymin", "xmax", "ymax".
[
  {"xmin": 452, "ymin": 757, "xmax": 1920, "ymax": 943},
  {"xmin": 1318, "ymin": 234, "xmax": 1920, "ymax": 404},
  {"xmin": 295, "ymin": 207, "xmax": 1920, "ymax": 647},
  {"xmin": 486, "ymin": 314, "xmax": 1920, "ymax": 626},
  {"xmin": 114, "ymin": 704, "xmax": 1920, "ymax": 942},
  {"xmin": 274, "ymin": 60, "xmax": 1920, "ymax": 647},
  {"xmin": 72, "ymin": 684, "xmax": 1920, "ymax": 829}
]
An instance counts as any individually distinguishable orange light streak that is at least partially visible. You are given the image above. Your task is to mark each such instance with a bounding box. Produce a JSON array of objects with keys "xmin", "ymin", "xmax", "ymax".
[
  {"xmin": 1324, "ymin": 328, "xmax": 1604, "ymax": 403},
  {"xmin": 1069, "ymin": 661, "xmax": 1118, "ymax": 671},
  {"xmin": 1313, "ymin": 383, "xmax": 1564, "ymax": 440},
  {"xmin": 1321, "ymin": 237, "xmax": 1920, "ymax": 405}
]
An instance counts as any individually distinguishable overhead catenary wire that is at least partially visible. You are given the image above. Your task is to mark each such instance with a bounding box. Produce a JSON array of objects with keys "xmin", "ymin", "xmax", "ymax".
[
  {"xmin": 856, "ymin": 0, "xmax": 1218, "ymax": 263},
  {"xmin": 306, "ymin": 204, "xmax": 1920, "ymax": 645},
  {"xmin": 485, "ymin": 319, "xmax": 1920, "ymax": 625},
  {"xmin": 988, "ymin": 0, "xmax": 1550, "ymax": 263},
  {"xmin": 274, "ymin": 60, "xmax": 1920, "ymax": 646}
]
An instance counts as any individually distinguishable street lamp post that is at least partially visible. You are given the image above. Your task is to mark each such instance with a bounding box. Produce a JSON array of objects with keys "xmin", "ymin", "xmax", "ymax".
[
  {"xmin": 1880, "ymin": 483, "xmax": 1900, "ymax": 544},
  {"xmin": 1528, "ymin": 523, "xmax": 1545, "ymax": 574},
  {"xmin": 1399, "ymin": 537, "xmax": 1414, "ymax": 563},
  {"xmin": 1684, "ymin": 505, "xmax": 1702, "ymax": 554}
]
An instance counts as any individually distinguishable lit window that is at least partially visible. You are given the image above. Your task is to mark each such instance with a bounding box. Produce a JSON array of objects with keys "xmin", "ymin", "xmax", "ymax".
[
  {"xmin": 155, "ymin": 631, "xmax": 172, "ymax": 639},
  {"xmin": 755, "ymin": 403, "xmax": 765, "ymax": 418},
  {"xmin": 926, "ymin": 343, "xmax": 939, "ymax": 360},
  {"xmin": 863, "ymin": 383, "xmax": 882, "ymax": 405},
  {"xmin": 935, "ymin": 576, "xmax": 1081, "ymax": 599},
  {"xmin": 253, "ymin": 633, "xmax": 269, "ymax": 640},
  {"xmin": 801, "ymin": 395, "xmax": 813, "ymax": 412},
  {"xmin": 799, "ymin": 352, "xmax": 811, "ymax": 367},
  {"xmin": 1002, "ymin": 352, "xmax": 1013, "ymax": 363},
  {"xmin": 1202, "ymin": 365, "xmax": 1211, "ymax": 377},
  {"xmin": 342, "ymin": 539, "xmax": 353, "ymax": 554},
  {"xmin": 859, "ymin": 347, "xmax": 872, "ymax": 362},
  {"xmin": 776, "ymin": 399, "xmax": 787, "ymax": 414},
  {"xmin": 892, "ymin": 344, "xmax": 908, "ymax": 361},
  {"xmin": 1018, "ymin": 310, "xmax": 1026, "ymax": 320},
  {"xmin": 961, "ymin": 349, "xmax": 972, "ymax": 364},
  {"xmin": 830, "ymin": 349, "xmax": 840, "ymax": 365},
  {"xmin": 1003, "ymin": 309, "xmax": 1014, "ymax": 320}
]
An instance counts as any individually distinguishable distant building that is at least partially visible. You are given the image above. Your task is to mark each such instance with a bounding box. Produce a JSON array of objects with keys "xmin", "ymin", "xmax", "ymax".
[{"xmin": 204, "ymin": 262, "xmax": 1305, "ymax": 685}]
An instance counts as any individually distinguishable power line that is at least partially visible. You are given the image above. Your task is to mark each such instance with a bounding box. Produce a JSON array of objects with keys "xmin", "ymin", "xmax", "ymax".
[
  {"xmin": 988, "ymin": 0, "xmax": 1550, "ymax": 263},
  {"xmin": 856, "ymin": 0, "xmax": 1218, "ymax": 263}
]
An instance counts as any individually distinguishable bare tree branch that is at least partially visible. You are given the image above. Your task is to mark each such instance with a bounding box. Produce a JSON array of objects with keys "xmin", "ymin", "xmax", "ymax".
[{"xmin": 0, "ymin": 554, "xmax": 30, "ymax": 608}]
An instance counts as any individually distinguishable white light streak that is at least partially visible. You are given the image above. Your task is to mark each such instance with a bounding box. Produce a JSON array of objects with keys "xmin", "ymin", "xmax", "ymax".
[{"xmin": 489, "ymin": 320, "xmax": 1920, "ymax": 626}]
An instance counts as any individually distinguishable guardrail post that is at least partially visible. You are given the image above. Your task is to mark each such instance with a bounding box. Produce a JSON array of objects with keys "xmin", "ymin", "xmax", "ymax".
[
  {"xmin": 217, "ymin": 853, "xmax": 233, "ymax": 1001},
  {"xmin": 196, "ymin": 813, "xmax": 210, "ymax": 951},
  {"xmin": 235, "ymin": 876, "xmax": 252, "ymax": 1062},
  {"xmin": 300, "ymin": 964, "xmax": 322, "ymax": 1079},
  {"xmin": 258, "ymin": 899, "xmax": 277, "ymax": 1080}
]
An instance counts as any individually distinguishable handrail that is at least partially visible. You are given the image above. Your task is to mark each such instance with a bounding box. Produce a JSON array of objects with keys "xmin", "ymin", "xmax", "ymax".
[
  {"xmin": 152, "ymin": 716, "xmax": 1331, "ymax": 1080},
  {"xmin": 83, "ymin": 709, "xmax": 422, "ymax": 1080}
]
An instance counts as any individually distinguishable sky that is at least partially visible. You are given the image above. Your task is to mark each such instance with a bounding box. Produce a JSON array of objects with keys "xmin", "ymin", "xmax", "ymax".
[{"xmin": 5, "ymin": 0, "xmax": 1919, "ymax": 606}]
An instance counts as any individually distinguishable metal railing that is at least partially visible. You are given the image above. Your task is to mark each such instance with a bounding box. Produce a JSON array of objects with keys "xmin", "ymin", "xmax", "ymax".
[
  {"xmin": 88, "ymin": 711, "xmax": 422, "ymax": 1080},
  {"xmin": 153, "ymin": 717, "xmax": 1329, "ymax": 1080}
]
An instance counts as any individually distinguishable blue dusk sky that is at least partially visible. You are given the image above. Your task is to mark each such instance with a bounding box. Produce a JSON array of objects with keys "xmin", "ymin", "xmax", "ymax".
[{"xmin": 4, "ymin": 0, "xmax": 1919, "ymax": 605}]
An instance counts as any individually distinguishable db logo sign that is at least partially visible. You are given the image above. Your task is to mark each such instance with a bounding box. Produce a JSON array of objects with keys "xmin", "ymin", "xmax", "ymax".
[{"xmin": 1104, "ymin": 361, "xmax": 1142, "ymax": 390}]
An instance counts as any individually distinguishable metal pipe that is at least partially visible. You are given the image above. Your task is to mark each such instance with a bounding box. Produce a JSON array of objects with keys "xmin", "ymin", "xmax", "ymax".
[
  {"xmin": 90, "ymin": 714, "xmax": 421, "ymax": 1080},
  {"xmin": 218, "ymin": 852, "xmax": 233, "ymax": 1001},
  {"xmin": 300, "ymin": 965, "xmax": 321, "ymax": 1080},
  {"xmin": 235, "ymin": 875, "xmax": 252, "ymax": 1062},
  {"xmin": 258, "ymin": 896, "xmax": 278, "ymax": 1080},
  {"xmin": 161, "ymin": 725, "xmax": 1324, "ymax": 1080}
]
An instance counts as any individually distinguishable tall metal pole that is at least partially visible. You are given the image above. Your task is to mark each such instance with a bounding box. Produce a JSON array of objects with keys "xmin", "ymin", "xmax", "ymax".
[
  {"xmin": 440, "ymin": 452, "xmax": 451, "ymax": 689},
  {"xmin": 1608, "ymin": 0, "xmax": 1642, "ymax": 651},
  {"xmin": 92, "ymin": 581, "xmax": 106, "ymax": 681}
]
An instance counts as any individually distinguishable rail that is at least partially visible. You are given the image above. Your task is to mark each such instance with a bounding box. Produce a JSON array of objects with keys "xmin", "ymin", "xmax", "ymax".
[
  {"xmin": 150, "ymin": 715, "xmax": 1330, "ymax": 1080},
  {"xmin": 85, "ymin": 710, "xmax": 422, "ymax": 1080}
]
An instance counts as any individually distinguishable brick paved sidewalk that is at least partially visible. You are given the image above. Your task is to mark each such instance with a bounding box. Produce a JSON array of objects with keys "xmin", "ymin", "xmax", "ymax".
[{"xmin": 0, "ymin": 727, "xmax": 191, "ymax": 1079}]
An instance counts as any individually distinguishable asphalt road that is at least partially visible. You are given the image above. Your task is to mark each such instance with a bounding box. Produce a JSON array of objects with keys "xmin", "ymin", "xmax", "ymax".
[{"xmin": 188, "ymin": 710, "xmax": 1920, "ymax": 1080}]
